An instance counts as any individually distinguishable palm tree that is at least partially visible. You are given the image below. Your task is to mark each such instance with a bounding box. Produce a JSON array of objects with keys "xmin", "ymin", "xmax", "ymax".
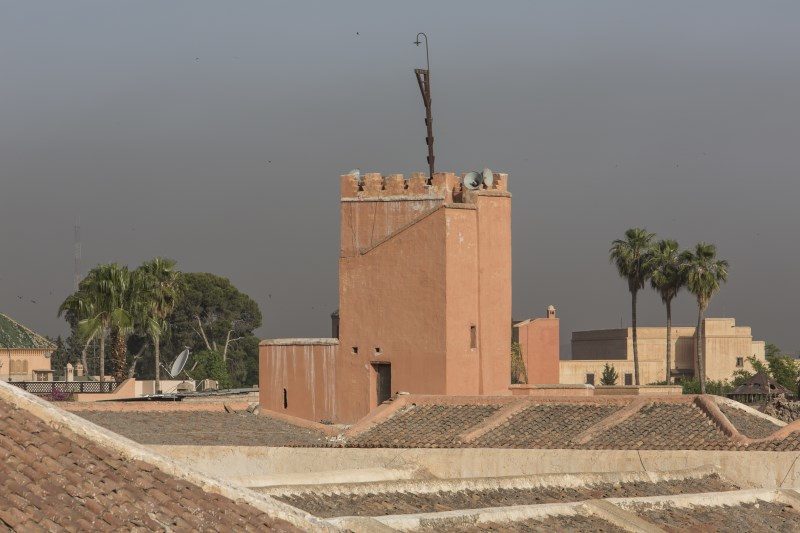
[
  {"xmin": 646, "ymin": 239, "xmax": 685, "ymax": 383},
  {"xmin": 610, "ymin": 228, "xmax": 655, "ymax": 385},
  {"xmin": 681, "ymin": 243, "xmax": 729, "ymax": 394},
  {"xmin": 136, "ymin": 258, "xmax": 180, "ymax": 393},
  {"xmin": 59, "ymin": 264, "xmax": 132, "ymax": 384}
]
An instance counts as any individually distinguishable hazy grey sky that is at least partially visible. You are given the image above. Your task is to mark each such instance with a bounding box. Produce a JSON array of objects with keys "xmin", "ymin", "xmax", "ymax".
[{"xmin": 2, "ymin": 1, "xmax": 799, "ymax": 354}]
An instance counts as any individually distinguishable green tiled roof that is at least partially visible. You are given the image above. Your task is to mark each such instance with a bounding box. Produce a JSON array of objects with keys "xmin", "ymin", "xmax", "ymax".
[{"xmin": 0, "ymin": 313, "xmax": 55, "ymax": 350}]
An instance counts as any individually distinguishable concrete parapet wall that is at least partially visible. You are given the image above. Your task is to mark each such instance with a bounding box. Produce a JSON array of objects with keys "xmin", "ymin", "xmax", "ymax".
[{"xmin": 153, "ymin": 445, "xmax": 800, "ymax": 490}]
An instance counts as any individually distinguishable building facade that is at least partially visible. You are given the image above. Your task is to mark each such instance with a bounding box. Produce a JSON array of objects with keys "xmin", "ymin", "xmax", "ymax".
[
  {"xmin": 514, "ymin": 306, "xmax": 560, "ymax": 384},
  {"xmin": 260, "ymin": 171, "xmax": 512, "ymax": 423},
  {"xmin": 0, "ymin": 313, "xmax": 55, "ymax": 382},
  {"xmin": 560, "ymin": 318, "xmax": 766, "ymax": 385}
]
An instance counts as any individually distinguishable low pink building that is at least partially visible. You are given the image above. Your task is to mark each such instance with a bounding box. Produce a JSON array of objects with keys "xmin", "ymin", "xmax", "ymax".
[
  {"xmin": 260, "ymin": 171, "xmax": 513, "ymax": 423},
  {"xmin": 514, "ymin": 306, "xmax": 560, "ymax": 385}
]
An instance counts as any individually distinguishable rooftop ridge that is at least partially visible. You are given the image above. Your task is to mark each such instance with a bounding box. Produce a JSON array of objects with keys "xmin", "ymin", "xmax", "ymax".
[
  {"xmin": 0, "ymin": 312, "xmax": 55, "ymax": 350},
  {"xmin": 0, "ymin": 378, "xmax": 332, "ymax": 531}
]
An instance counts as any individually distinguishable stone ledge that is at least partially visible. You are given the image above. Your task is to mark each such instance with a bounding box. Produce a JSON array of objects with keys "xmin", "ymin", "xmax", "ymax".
[{"xmin": 259, "ymin": 338, "xmax": 340, "ymax": 346}]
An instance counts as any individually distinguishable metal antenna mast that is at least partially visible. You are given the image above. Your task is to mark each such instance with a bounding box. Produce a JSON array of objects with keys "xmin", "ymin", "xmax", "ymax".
[
  {"xmin": 73, "ymin": 217, "xmax": 81, "ymax": 291},
  {"xmin": 414, "ymin": 33, "xmax": 435, "ymax": 179}
]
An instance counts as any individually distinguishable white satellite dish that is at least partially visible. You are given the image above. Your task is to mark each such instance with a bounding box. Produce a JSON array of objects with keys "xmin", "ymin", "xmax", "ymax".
[
  {"xmin": 463, "ymin": 171, "xmax": 482, "ymax": 190},
  {"xmin": 168, "ymin": 348, "xmax": 190, "ymax": 378},
  {"xmin": 481, "ymin": 168, "xmax": 494, "ymax": 188}
]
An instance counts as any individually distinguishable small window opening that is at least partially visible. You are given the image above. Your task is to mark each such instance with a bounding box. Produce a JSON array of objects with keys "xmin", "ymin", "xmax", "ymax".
[
  {"xmin": 470, "ymin": 325, "xmax": 477, "ymax": 349},
  {"xmin": 352, "ymin": 346, "xmax": 359, "ymax": 355},
  {"xmin": 624, "ymin": 373, "xmax": 633, "ymax": 386},
  {"xmin": 586, "ymin": 373, "xmax": 595, "ymax": 386},
  {"xmin": 736, "ymin": 357, "xmax": 744, "ymax": 368},
  {"xmin": 283, "ymin": 388, "xmax": 288, "ymax": 409},
  {"xmin": 375, "ymin": 347, "xmax": 382, "ymax": 355}
]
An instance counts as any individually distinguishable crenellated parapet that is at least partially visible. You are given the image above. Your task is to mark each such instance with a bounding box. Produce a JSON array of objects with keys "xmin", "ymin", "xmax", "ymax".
[{"xmin": 340, "ymin": 171, "xmax": 509, "ymax": 202}]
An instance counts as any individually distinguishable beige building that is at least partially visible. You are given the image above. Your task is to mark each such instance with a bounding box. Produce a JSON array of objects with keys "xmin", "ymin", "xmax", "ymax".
[
  {"xmin": 560, "ymin": 318, "xmax": 765, "ymax": 386},
  {"xmin": 0, "ymin": 313, "xmax": 55, "ymax": 382}
]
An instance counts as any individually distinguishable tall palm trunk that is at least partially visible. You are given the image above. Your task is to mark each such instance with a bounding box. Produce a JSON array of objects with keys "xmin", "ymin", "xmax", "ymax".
[
  {"xmin": 665, "ymin": 299, "xmax": 672, "ymax": 383},
  {"xmin": 99, "ymin": 330, "xmax": 106, "ymax": 383},
  {"xmin": 112, "ymin": 330, "xmax": 127, "ymax": 382},
  {"xmin": 631, "ymin": 289, "xmax": 640, "ymax": 385},
  {"xmin": 154, "ymin": 336, "xmax": 161, "ymax": 394},
  {"xmin": 696, "ymin": 303, "xmax": 706, "ymax": 394}
]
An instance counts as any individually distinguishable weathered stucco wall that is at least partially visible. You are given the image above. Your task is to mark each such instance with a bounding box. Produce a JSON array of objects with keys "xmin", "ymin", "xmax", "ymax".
[
  {"xmin": 516, "ymin": 315, "xmax": 559, "ymax": 385},
  {"xmin": 259, "ymin": 340, "xmax": 339, "ymax": 422},
  {"xmin": 1, "ymin": 348, "xmax": 53, "ymax": 381},
  {"xmin": 154, "ymin": 445, "xmax": 800, "ymax": 491},
  {"xmin": 260, "ymin": 171, "xmax": 513, "ymax": 424}
]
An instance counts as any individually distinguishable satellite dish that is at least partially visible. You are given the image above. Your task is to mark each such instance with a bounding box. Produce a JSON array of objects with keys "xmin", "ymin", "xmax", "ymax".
[
  {"xmin": 481, "ymin": 168, "xmax": 494, "ymax": 188},
  {"xmin": 169, "ymin": 348, "xmax": 190, "ymax": 378},
  {"xmin": 347, "ymin": 169, "xmax": 361, "ymax": 180},
  {"xmin": 463, "ymin": 171, "xmax": 482, "ymax": 190}
]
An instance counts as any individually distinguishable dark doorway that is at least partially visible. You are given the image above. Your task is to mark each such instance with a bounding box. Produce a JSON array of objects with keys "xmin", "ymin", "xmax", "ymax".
[{"xmin": 373, "ymin": 363, "xmax": 392, "ymax": 405}]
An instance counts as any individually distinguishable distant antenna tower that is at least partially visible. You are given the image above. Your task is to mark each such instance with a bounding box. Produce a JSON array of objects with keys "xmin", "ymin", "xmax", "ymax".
[{"xmin": 73, "ymin": 218, "xmax": 81, "ymax": 290}]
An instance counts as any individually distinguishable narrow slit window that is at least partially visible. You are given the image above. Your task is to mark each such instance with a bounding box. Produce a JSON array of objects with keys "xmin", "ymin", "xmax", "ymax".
[
  {"xmin": 470, "ymin": 325, "xmax": 477, "ymax": 349},
  {"xmin": 283, "ymin": 388, "xmax": 288, "ymax": 409}
]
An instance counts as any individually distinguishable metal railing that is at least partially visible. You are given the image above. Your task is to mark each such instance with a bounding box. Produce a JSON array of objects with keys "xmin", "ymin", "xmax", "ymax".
[{"xmin": 10, "ymin": 381, "xmax": 121, "ymax": 395}]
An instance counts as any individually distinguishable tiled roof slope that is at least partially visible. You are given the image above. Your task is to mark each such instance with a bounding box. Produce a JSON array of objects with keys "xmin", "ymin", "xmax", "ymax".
[
  {"xmin": 337, "ymin": 396, "xmax": 800, "ymax": 451},
  {"xmin": 472, "ymin": 403, "xmax": 620, "ymax": 448},
  {"xmin": 347, "ymin": 404, "xmax": 501, "ymax": 448},
  {"xmin": 0, "ymin": 397, "xmax": 301, "ymax": 531},
  {"xmin": 0, "ymin": 313, "xmax": 55, "ymax": 350}
]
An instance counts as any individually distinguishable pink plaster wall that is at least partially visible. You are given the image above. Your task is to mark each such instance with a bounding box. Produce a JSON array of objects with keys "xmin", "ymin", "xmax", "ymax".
[
  {"xmin": 260, "ymin": 171, "xmax": 513, "ymax": 424},
  {"xmin": 516, "ymin": 315, "xmax": 560, "ymax": 384}
]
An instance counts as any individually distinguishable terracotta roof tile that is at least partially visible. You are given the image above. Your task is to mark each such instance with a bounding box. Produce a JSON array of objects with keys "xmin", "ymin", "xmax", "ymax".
[
  {"xmin": 0, "ymin": 398, "xmax": 300, "ymax": 532},
  {"xmin": 718, "ymin": 404, "xmax": 782, "ymax": 439},
  {"xmin": 470, "ymin": 403, "xmax": 621, "ymax": 448},
  {"xmin": 347, "ymin": 404, "xmax": 502, "ymax": 448},
  {"xmin": 583, "ymin": 402, "xmax": 729, "ymax": 450}
]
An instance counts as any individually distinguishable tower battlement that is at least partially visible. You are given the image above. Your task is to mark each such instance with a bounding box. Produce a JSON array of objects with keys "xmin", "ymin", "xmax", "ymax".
[{"xmin": 340, "ymin": 171, "xmax": 508, "ymax": 201}]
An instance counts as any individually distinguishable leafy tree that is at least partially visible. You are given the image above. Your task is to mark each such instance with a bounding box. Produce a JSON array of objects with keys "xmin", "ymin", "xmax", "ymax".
[
  {"xmin": 677, "ymin": 377, "xmax": 733, "ymax": 396},
  {"xmin": 165, "ymin": 273, "xmax": 262, "ymax": 387},
  {"xmin": 600, "ymin": 363, "xmax": 618, "ymax": 386},
  {"xmin": 742, "ymin": 350, "xmax": 800, "ymax": 393},
  {"xmin": 610, "ymin": 228, "xmax": 655, "ymax": 385},
  {"xmin": 681, "ymin": 243, "xmax": 729, "ymax": 394},
  {"xmin": 190, "ymin": 350, "xmax": 231, "ymax": 389},
  {"xmin": 646, "ymin": 239, "xmax": 685, "ymax": 383},
  {"xmin": 59, "ymin": 264, "xmax": 133, "ymax": 383},
  {"xmin": 510, "ymin": 341, "xmax": 527, "ymax": 384},
  {"xmin": 135, "ymin": 258, "xmax": 181, "ymax": 392},
  {"xmin": 48, "ymin": 336, "xmax": 71, "ymax": 380}
]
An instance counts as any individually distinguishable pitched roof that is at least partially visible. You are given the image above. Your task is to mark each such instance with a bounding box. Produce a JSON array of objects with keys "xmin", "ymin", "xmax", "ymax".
[
  {"xmin": 729, "ymin": 371, "xmax": 793, "ymax": 397},
  {"xmin": 0, "ymin": 381, "xmax": 329, "ymax": 531},
  {"xmin": 0, "ymin": 313, "xmax": 55, "ymax": 350}
]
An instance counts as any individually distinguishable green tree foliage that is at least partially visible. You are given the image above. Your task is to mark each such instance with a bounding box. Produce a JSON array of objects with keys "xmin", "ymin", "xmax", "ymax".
[
  {"xmin": 736, "ymin": 349, "xmax": 800, "ymax": 393},
  {"xmin": 610, "ymin": 228, "xmax": 655, "ymax": 385},
  {"xmin": 646, "ymin": 239, "xmax": 685, "ymax": 383},
  {"xmin": 510, "ymin": 341, "xmax": 527, "ymax": 384},
  {"xmin": 135, "ymin": 258, "xmax": 180, "ymax": 392},
  {"xmin": 681, "ymin": 243, "xmax": 729, "ymax": 394},
  {"xmin": 190, "ymin": 350, "xmax": 231, "ymax": 389},
  {"xmin": 676, "ymin": 378, "xmax": 733, "ymax": 396},
  {"xmin": 58, "ymin": 263, "xmax": 134, "ymax": 383},
  {"xmin": 165, "ymin": 273, "xmax": 262, "ymax": 387},
  {"xmin": 600, "ymin": 363, "xmax": 618, "ymax": 386}
]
